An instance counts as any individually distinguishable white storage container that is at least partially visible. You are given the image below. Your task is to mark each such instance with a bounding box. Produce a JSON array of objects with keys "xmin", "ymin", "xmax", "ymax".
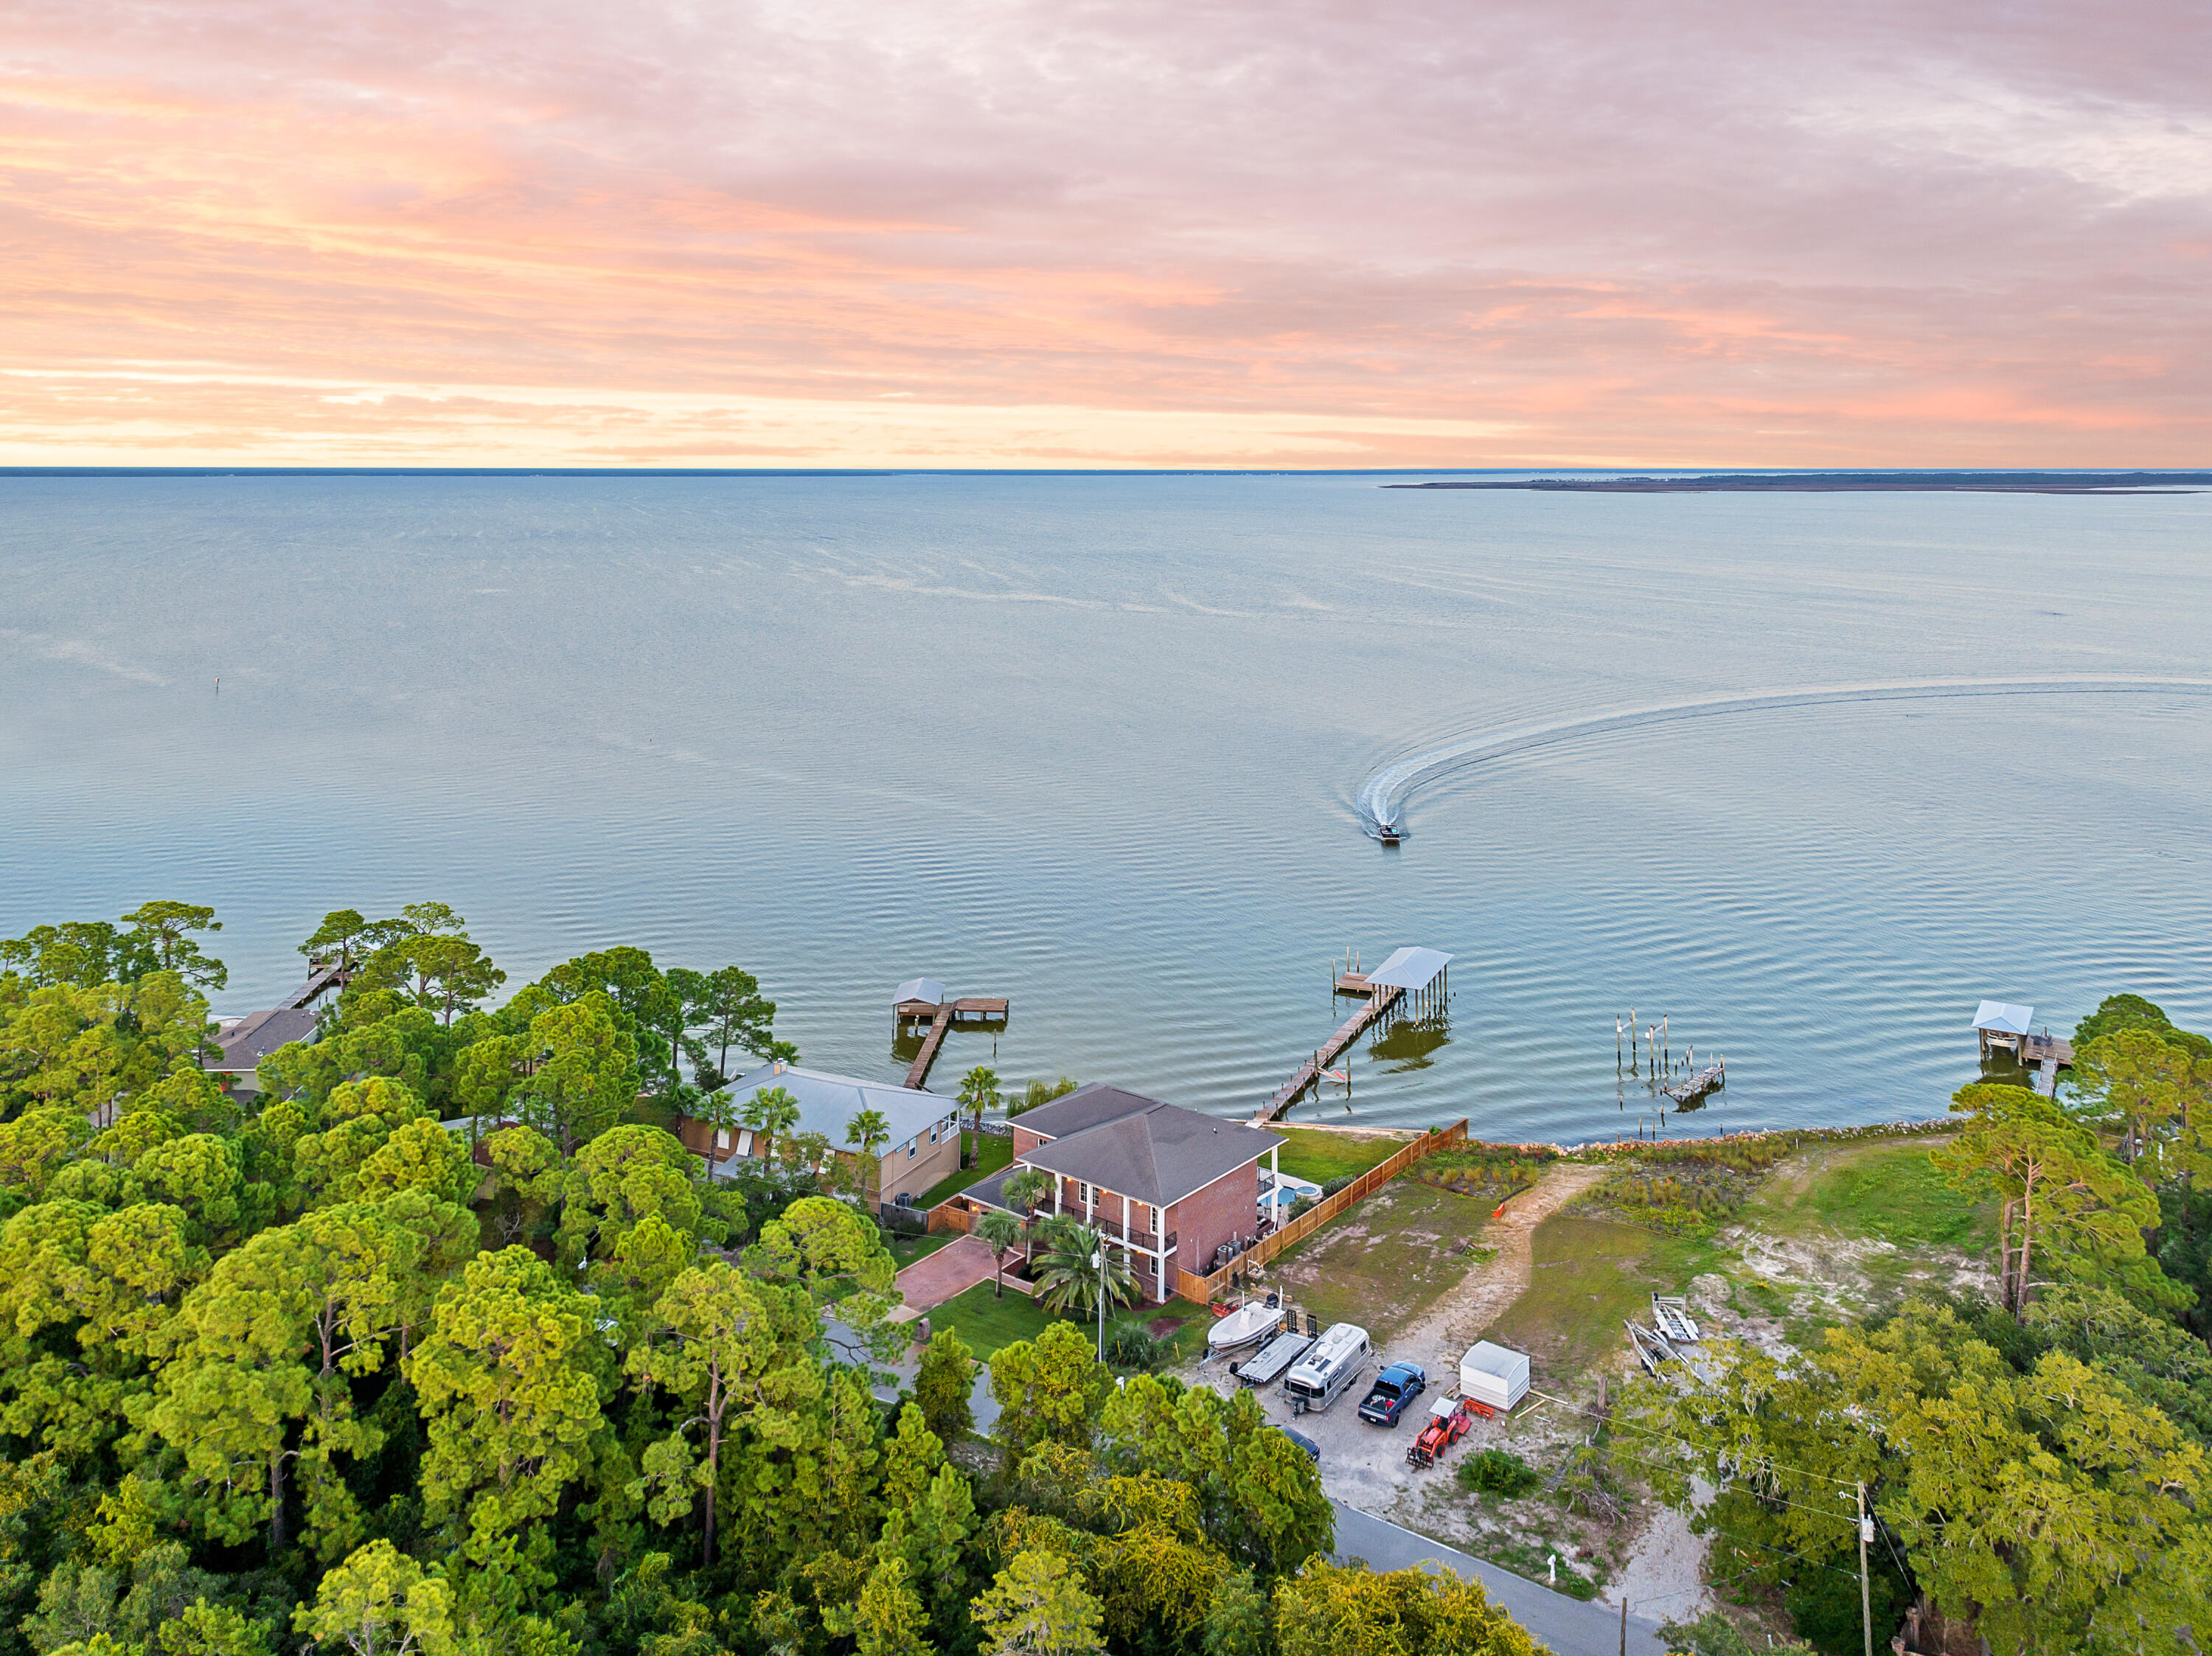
[{"xmin": 1458, "ymin": 1340, "xmax": 1530, "ymax": 1411}]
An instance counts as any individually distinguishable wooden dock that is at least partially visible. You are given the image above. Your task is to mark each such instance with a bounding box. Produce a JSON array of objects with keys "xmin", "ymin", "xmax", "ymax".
[
  {"xmin": 285, "ymin": 964, "xmax": 350, "ymax": 1009},
  {"xmin": 900, "ymin": 997, "xmax": 1009, "ymax": 1090},
  {"xmin": 1252, "ymin": 985, "xmax": 1405, "ymax": 1124},
  {"xmin": 2023, "ymin": 1032, "xmax": 2073, "ymax": 1097}
]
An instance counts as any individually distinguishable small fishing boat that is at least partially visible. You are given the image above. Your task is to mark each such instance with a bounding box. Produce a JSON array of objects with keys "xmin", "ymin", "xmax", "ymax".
[
  {"xmin": 1375, "ymin": 820, "xmax": 1402, "ymax": 845},
  {"xmin": 1208, "ymin": 1298, "xmax": 1284, "ymax": 1353}
]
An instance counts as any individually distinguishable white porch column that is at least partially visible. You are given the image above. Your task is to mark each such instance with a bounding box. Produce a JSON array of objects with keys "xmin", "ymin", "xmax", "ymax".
[
  {"xmin": 1270, "ymin": 1144, "xmax": 1280, "ymax": 1222},
  {"xmin": 1122, "ymin": 1191, "xmax": 1131, "ymax": 1244},
  {"xmin": 1054, "ymin": 1177, "xmax": 1063, "ymax": 1217}
]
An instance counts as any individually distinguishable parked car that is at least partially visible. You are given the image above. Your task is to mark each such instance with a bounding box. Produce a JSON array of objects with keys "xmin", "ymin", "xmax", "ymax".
[
  {"xmin": 1357, "ymin": 1361, "xmax": 1428, "ymax": 1426},
  {"xmin": 1277, "ymin": 1424, "xmax": 1321, "ymax": 1464}
]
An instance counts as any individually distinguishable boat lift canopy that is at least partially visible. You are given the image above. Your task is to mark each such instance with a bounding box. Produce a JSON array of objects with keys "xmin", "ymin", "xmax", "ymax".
[
  {"xmin": 894, "ymin": 978, "xmax": 948, "ymax": 1010},
  {"xmin": 1972, "ymin": 1001, "xmax": 2034, "ymax": 1036},
  {"xmin": 1364, "ymin": 947, "xmax": 1454, "ymax": 993}
]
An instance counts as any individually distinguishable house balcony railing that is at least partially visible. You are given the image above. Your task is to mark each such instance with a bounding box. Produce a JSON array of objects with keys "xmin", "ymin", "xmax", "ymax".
[{"xmin": 1088, "ymin": 1214, "xmax": 1176, "ymax": 1255}]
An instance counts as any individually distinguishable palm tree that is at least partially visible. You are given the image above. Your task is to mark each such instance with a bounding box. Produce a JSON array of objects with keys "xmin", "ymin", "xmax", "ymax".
[
  {"xmin": 1029, "ymin": 1221, "xmax": 1138, "ymax": 1319},
  {"xmin": 958, "ymin": 1065, "xmax": 1002, "ymax": 1158},
  {"xmin": 846, "ymin": 1107, "xmax": 891, "ymax": 1198},
  {"xmin": 846, "ymin": 1107, "xmax": 891, "ymax": 1158},
  {"xmin": 742, "ymin": 1085, "xmax": 801, "ymax": 1163},
  {"xmin": 698, "ymin": 1088, "xmax": 741, "ymax": 1174},
  {"xmin": 1001, "ymin": 1166, "xmax": 1053, "ymax": 1268},
  {"xmin": 975, "ymin": 1208, "xmax": 1024, "ymax": 1297}
]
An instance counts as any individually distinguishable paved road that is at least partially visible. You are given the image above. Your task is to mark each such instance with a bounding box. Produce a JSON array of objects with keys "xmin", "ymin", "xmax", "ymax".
[
  {"xmin": 862, "ymin": 1340, "xmax": 1669, "ymax": 1656},
  {"xmin": 1332, "ymin": 1503, "xmax": 1669, "ymax": 1656}
]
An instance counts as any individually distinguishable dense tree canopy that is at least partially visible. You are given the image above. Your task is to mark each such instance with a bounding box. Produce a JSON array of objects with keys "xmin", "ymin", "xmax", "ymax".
[{"xmin": 0, "ymin": 902, "xmax": 1506, "ymax": 1656}]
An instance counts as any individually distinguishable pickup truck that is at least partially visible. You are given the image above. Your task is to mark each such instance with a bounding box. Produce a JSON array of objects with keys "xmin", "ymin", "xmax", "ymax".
[{"xmin": 1357, "ymin": 1361, "xmax": 1427, "ymax": 1426}]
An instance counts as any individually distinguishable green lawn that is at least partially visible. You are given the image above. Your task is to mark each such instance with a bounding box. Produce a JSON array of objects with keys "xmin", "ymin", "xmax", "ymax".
[
  {"xmin": 924, "ymin": 1281, "xmax": 1070, "ymax": 1359},
  {"xmin": 1481, "ymin": 1215, "xmax": 1722, "ymax": 1388},
  {"xmin": 1265, "ymin": 1177, "xmax": 1492, "ymax": 1341},
  {"xmin": 1148, "ymin": 1298, "xmax": 1216, "ymax": 1366},
  {"xmin": 1743, "ymin": 1138, "xmax": 1992, "ymax": 1251},
  {"xmin": 914, "ymin": 1130, "xmax": 1015, "ymax": 1209},
  {"xmin": 888, "ymin": 1230, "xmax": 961, "ymax": 1268},
  {"xmin": 1269, "ymin": 1127, "xmax": 1411, "ymax": 1185}
]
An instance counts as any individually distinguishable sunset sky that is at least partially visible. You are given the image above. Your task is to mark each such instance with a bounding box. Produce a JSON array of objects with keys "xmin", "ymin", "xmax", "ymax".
[{"xmin": 5, "ymin": 0, "xmax": 2208, "ymax": 468}]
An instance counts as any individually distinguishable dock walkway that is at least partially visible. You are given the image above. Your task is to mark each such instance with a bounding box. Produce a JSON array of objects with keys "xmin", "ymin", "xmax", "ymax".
[
  {"xmin": 1253, "ymin": 985, "xmax": 1404, "ymax": 1124},
  {"xmin": 902, "ymin": 998, "xmax": 1009, "ymax": 1090}
]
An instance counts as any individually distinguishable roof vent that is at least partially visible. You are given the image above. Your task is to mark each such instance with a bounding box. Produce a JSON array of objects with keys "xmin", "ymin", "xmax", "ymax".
[{"xmin": 773, "ymin": 1060, "xmax": 785, "ymax": 1074}]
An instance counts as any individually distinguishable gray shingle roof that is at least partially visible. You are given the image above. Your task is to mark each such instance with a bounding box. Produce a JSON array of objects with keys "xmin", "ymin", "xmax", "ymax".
[
  {"xmin": 208, "ymin": 1006, "xmax": 321, "ymax": 1073},
  {"xmin": 1014, "ymin": 1083, "xmax": 1281, "ymax": 1208}
]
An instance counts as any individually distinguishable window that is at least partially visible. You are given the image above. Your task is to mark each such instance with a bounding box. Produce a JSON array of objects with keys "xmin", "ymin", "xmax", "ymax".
[
  {"xmin": 736, "ymin": 1128, "xmax": 754, "ymax": 1156},
  {"xmin": 715, "ymin": 1128, "xmax": 730, "ymax": 1150},
  {"xmin": 1079, "ymin": 1182, "xmax": 1092, "ymax": 1206},
  {"xmin": 907, "ymin": 1138, "xmax": 917, "ymax": 1158}
]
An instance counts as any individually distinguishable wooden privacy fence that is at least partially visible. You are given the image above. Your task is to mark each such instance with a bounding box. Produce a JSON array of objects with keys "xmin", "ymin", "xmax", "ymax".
[
  {"xmin": 927, "ymin": 1200, "xmax": 975, "ymax": 1234},
  {"xmin": 1175, "ymin": 1117, "xmax": 1470, "ymax": 1304}
]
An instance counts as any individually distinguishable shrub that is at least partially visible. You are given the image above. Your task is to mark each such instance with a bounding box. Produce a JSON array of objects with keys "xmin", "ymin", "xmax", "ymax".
[
  {"xmin": 1103, "ymin": 1321, "xmax": 1167, "ymax": 1371},
  {"xmin": 1456, "ymin": 1447, "xmax": 1540, "ymax": 1498}
]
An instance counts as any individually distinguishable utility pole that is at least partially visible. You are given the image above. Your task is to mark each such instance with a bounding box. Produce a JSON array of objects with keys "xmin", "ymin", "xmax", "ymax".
[
  {"xmin": 1857, "ymin": 1481, "xmax": 1874, "ymax": 1656},
  {"xmin": 1618, "ymin": 1598, "xmax": 1627, "ymax": 1656},
  {"xmin": 1092, "ymin": 1248, "xmax": 1106, "ymax": 1362}
]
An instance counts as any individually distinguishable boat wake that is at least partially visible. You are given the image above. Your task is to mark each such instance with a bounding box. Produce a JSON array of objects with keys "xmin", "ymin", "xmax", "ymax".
[{"xmin": 1354, "ymin": 675, "xmax": 2212, "ymax": 841}]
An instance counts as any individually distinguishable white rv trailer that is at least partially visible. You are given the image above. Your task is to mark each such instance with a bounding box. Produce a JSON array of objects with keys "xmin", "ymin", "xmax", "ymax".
[{"xmin": 1283, "ymin": 1322, "xmax": 1371, "ymax": 1415}]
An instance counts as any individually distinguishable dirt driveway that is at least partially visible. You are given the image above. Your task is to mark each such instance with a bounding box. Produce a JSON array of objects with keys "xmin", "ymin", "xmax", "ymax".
[{"xmin": 1189, "ymin": 1161, "xmax": 1607, "ymax": 1515}]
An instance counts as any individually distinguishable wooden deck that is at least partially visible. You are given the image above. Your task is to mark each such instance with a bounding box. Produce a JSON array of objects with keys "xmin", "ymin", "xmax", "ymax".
[
  {"xmin": 1252, "ymin": 984, "xmax": 1405, "ymax": 1123},
  {"xmin": 285, "ymin": 964, "xmax": 349, "ymax": 1009},
  {"xmin": 2023, "ymin": 1032, "xmax": 2074, "ymax": 1097},
  {"xmin": 901, "ymin": 997, "xmax": 1009, "ymax": 1090}
]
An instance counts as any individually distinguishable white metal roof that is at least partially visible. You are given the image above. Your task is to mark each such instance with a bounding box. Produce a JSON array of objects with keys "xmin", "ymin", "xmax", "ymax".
[
  {"xmin": 894, "ymin": 978, "xmax": 947, "ymax": 1008},
  {"xmin": 1973, "ymin": 1001, "xmax": 2035, "ymax": 1035},
  {"xmin": 718, "ymin": 1062, "xmax": 959, "ymax": 1153},
  {"xmin": 1363, "ymin": 947, "xmax": 1455, "ymax": 992}
]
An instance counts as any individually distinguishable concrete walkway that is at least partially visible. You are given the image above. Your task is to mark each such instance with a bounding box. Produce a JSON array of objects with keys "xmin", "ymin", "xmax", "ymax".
[
  {"xmin": 891, "ymin": 1234, "xmax": 1010, "ymax": 1313},
  {"xmin": 1332, "ymin": 1503, "xmax": 1669, "ymax": 1656}
]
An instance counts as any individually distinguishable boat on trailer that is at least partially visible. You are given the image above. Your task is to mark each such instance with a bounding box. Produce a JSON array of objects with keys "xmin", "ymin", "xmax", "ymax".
[{"xmin": 1208, "ymin": 1297, "xmax": 1284, "ymax": 1353}]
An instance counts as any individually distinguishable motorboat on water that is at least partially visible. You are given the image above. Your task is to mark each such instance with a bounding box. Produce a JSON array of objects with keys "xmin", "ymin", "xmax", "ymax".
[
  {"xmin": 1207, "ymin": 1298, "xmax": 1284, "ymax": 1353},
  {"xmin": 1375, "ymin": 819, "xmax": 1402, "ymax": 845}
]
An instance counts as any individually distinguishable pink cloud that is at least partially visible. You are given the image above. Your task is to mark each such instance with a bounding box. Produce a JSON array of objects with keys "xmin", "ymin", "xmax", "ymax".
[{"xmin": 1, "ymin": 0, "xmax": 2207, "ymax": 464}]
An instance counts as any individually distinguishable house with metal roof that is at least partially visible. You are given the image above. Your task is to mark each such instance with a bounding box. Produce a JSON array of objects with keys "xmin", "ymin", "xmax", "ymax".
[
  {"xmin": 958, "ymin": 1082, "xmax": 1285, "ymax": 1303},
  {"xmin": 680, "ymin": 1060, "xmax": 964, "ymax": 1207}
]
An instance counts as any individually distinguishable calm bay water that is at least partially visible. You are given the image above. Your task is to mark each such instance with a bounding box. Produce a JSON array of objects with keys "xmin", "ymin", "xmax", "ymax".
[{"xmin": 4, "ymin": 472, "xmax": 2208, "ymax": 1143}]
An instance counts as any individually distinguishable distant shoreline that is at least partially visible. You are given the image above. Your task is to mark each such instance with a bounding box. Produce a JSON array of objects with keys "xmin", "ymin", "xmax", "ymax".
[{"xmin": 1387, "ymin": 470, "xmax": 2210, "ymax": 494}]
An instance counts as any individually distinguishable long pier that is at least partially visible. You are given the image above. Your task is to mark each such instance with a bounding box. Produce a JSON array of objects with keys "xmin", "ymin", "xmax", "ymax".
[
  {"xmin": 285, "ymin": 964, "xmax": 349, "ymax": 1009},
  {"xmin": 1252, "ymin": 985, "xmax": 1405, "ymax": 1124},
  {"xmin": 901, "ymin": 997, "xmax": 1009, "ymax": 1090}
]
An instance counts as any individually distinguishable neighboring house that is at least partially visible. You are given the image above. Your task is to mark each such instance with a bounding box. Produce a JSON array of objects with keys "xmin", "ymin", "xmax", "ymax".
[
  {"xmin": 962, "ymin": 1082, "xmax": 1284, "ymax": 1304},
  {"xmin": 676, "ymin": 1060, "xmax": 964, "ymax": 1207},
  {"xmin": 206, "ymin": 1006, "xmax": 320, "ymax": 1095}
]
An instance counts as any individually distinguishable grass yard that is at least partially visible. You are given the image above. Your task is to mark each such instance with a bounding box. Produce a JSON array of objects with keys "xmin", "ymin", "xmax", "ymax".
[
  {"xmin": 888, "ymin": 1230, "xmax": 961, "ymax": 1267},
  {"xmin": 1147, "ymin": 1298, "xmax": 1216, "ymax": 1366},
  {"xmin": 1263, "ymin": 1176, "xmax": 1492, "ymax": 1338},
  {"xmin": 1481, "ymin": 1215, "xmax": 1722, "ymax": 1386},
  {"xmin": 1270, "ymin": 1127, "xmax": 1412, "ymax": 1185},
  {"xmin": 1743, "ymin": 1138, "xmax": 1992, "ymax": 1251},
  {"xmin": 924, "ymin": 1280, "xmax": 1071, "ymax": 1359},
  {"xmin": 914, "ymin": 1130, "xmax": 1014, "ymax": 1210}
]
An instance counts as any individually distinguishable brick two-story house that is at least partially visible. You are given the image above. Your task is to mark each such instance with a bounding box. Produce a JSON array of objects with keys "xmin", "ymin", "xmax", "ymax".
[{"xmin": 960, "ymin": 1082, "xmax": 1284, "ymax": 1303}]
